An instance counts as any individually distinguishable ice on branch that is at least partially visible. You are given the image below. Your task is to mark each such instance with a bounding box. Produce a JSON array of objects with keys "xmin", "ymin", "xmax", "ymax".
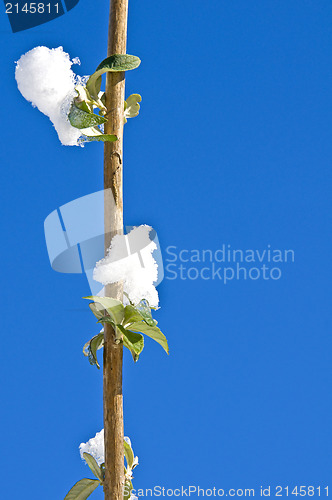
[
  {"xmin": 79, "ymin": 429, "xmax": 105, "ymax": 465},
  {"xmin": 93, "ymin": 225, "xmax": 159, "ymax": 308},
  {"xmin": 15, "ymin": 46, "xmax": 82, "ymax": 146}
]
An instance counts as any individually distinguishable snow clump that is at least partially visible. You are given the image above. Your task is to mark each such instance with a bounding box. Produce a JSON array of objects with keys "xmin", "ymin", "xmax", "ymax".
[
  {"xmin": 15, "ymin": 46, "xmax": 82, "ymax": 146},
  {"xmin": 93, "ymin": 225, "xmax": 159, "ymax": 308}
]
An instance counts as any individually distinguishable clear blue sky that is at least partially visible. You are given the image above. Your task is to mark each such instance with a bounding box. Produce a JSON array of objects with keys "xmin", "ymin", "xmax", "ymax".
[{"xmin": 1, "ymin": 1, "xmax": 331, "ymax": 498}]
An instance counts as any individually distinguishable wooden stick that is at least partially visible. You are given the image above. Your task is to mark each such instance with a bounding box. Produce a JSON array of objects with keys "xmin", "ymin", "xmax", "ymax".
[{"xmin": 103, "ymin": 0, "xmax": 128, "ymax": 499}]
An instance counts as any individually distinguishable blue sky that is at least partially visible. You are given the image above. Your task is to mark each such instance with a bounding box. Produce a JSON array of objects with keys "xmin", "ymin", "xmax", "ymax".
[{"xmin": 1, "ymin": 1, "xmax": 332, "ymax": 498}]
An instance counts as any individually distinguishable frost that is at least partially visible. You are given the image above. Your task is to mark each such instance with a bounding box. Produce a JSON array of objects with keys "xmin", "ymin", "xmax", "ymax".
[
  {"xmin": 79, "ymin": 429, "xmax": 104, "ymax": 465},
  {"xmin": 93, "ymin": 225, "xmax": 159, "ymax": 308},
  {"xmin": 15, "ymin": 46, "xmax": 82, "ymax": 146}
]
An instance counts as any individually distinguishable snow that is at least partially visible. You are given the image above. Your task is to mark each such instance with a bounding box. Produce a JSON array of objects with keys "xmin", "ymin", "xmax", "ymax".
[
  {"xmin": 15, "ymin": 46, "xmax": 82, "ymax": 146},
  {"xmin": 93, "ymin": 225, "xmax": 159, "ymax": 308},
  {"xmin": 79, "ymin": 430, "xmax": 138, "ymax": 475},
  {"xmin": 79, "ymin": 429, "xmax": 105, "ymax": 465}
]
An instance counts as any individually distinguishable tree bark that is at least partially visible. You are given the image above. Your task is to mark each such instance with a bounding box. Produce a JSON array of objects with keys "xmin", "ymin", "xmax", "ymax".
[{"xmin": 103, "ymin": 1, "xmax": 128, "ymax": 499}]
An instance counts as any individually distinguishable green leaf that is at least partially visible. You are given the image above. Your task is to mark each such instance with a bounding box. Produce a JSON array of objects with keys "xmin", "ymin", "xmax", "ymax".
[
  {"xmin": 97, "ymin": 315, "xmax": 115, "ymax": 327},
  {"xmin": 124, "ymin": 94, "xmax": 142, "ymax": 123},
  {"xmin": 124, "ymin": 439, "xmax": 134, "ymax": 469},
  {"xmin": 79, "ymin": 126, "xmax": 104, "ymax": 137},
  {"xmin": 123, "ymin": 301, "xmax": 158, "ymax": 328},
  {"xmin": 124, "ymin": 479, "xmax": 133, "ymax": 500},
  {"xmin": 88, "ymin": 302, "xmax": 104, "ymax": 321},
  {"xmin": 73, "ymin": 84, "xmax": 107, "ymax": 114},
  {"xmin": 86, "ymin": 54, "xmax": 141, "ymax": 98},
  {"xmin": 84, "ymin": 296, "xmax": 124, "ymax": 325},
  {"xmin": 123, "ymin": 292, "xmax": 134, "ymax": 305},
  {"xmin": 64, "ymin": 478, "xmax": 100, "ymax": 500},
  {"xmin": 100, "ymin": 463, "xmax": 105, "ymax": 482},
  {"xmin": 123, "ymin": 305, "xmax": 144, "ymax": 327},
  {"xmin": 119, "ymin": 325, "xmax": 144, "ymax": 362},
  {"xmin": 83, "ymin": 453, "xmax": 103, "ymax": 482},
  {"xmin": 90, "ymin": 333, "xmax": 104, "ymax": 369},
  {"xmin": 77, "ymin": 100, "xmax": 91, "ymax": 114},
  {"xmin": 84, "ymin": 133, "xmax": 118, "ymax": 142},
  {"xmin": 96, "ymin": 54, "xmax": 141, "ymax": 72},
  {"xmin": 91, "ymin": 75, "xmax": 102, "ymax": 98},
  {"xmin": 83, "ymin": 333, "xmax": 104, "ymax": 369},
  {"xmin": 74, "ymin": 84, "xmax": 92, "ymax": 102},
  {"xmin": 129, "ymin": 322, "xmax": 169, "ymax": 354},
  {"xmin": 136, "ymin": 299, "xmax": 157, "ymax": 326},
  {"xmin": 78, "ymin": 126, "xmax": 117, "ymax": 142},
  {"xmin": 68, "ymin": 104, "xmax": 107, "ymax": 129}
]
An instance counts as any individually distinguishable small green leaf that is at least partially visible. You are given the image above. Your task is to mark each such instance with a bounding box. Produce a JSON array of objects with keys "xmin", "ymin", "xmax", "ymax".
[
  {"xmin": 84, "ymin": 134, "xmax": 118, "ymax": 142},
  {"xmin": 97, "ymin": 315, "xmax": 115, "ymax": 327},
  {"xmin": 129, "ymin": 322, "xmax": 169, "ymax": 354},
  {"xmin": 124, "ymin": 439, "xmax": 135, "ymax": 469},
  {"xmin": 83, "ymin": 453, "xmax": 103, "ymax": 482},
  {"xmin": 68, "ymin": 104, "xmax": 107, "ymax": 129},
  {"xmin": 124, "ymin": 94, "xmax": 142, "ymax": 123},
  {"xmin": 100, "ymin": 463, "xmax": 105, "ymax": 482},
  {"xmin": 64, "ymin": 478, "xmax": 100, "ymax": 500},
  {"xmin": 78, "ymin": 100, "xmax": 91, "ymax": 114},
  {"xmin": 78, "ymin": 126, "xmax": 118, "ymax": 142},
  {"xmin": 123, "ymin": 292, "xmax": 134, "ymax": 305},
  {"xmin": 90, "ymin": 333, "xmax": 104, "ymax": 369},
  {"xmin": 84, "ymin": 296, "xmax": 125, "ymax": 325},
  {"xmin": 86, "ymin": 54, "xmax": 141, "ymax": 98},
  {"xmin": 91, "ymin": 75, "xmax": 102, "ymax": 98},
  {"xmin": 124, "ymin": 479, "xmax": 133, "ymax": 500},
  {"xmin": 96, "ymin": 54, "xmax": 141, "ymax": 72},
  {"xmin": 123, "ymin": 305, "xmax": 144, "ymax": 327},
  {"xmin": 119, "ymin": 325, "xmax": 144, "ymax": 361},
  {"xmin": 88, "ymin": 302, "xmax": 104, "ymax": 321},
  {"xmin": 79, "ymin": 126, "xmax": 104, "ymax": 137},
  {"xmin": 136, "ymin": 299, "xmax": 157, "ymax": 326},
  {"xmin": 83, "ymin": 333, "xmax": 104, "ymax": 369},
  {"xmin": 74, "ymin": 84, "xmax": 92, "ymax": 103}
]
